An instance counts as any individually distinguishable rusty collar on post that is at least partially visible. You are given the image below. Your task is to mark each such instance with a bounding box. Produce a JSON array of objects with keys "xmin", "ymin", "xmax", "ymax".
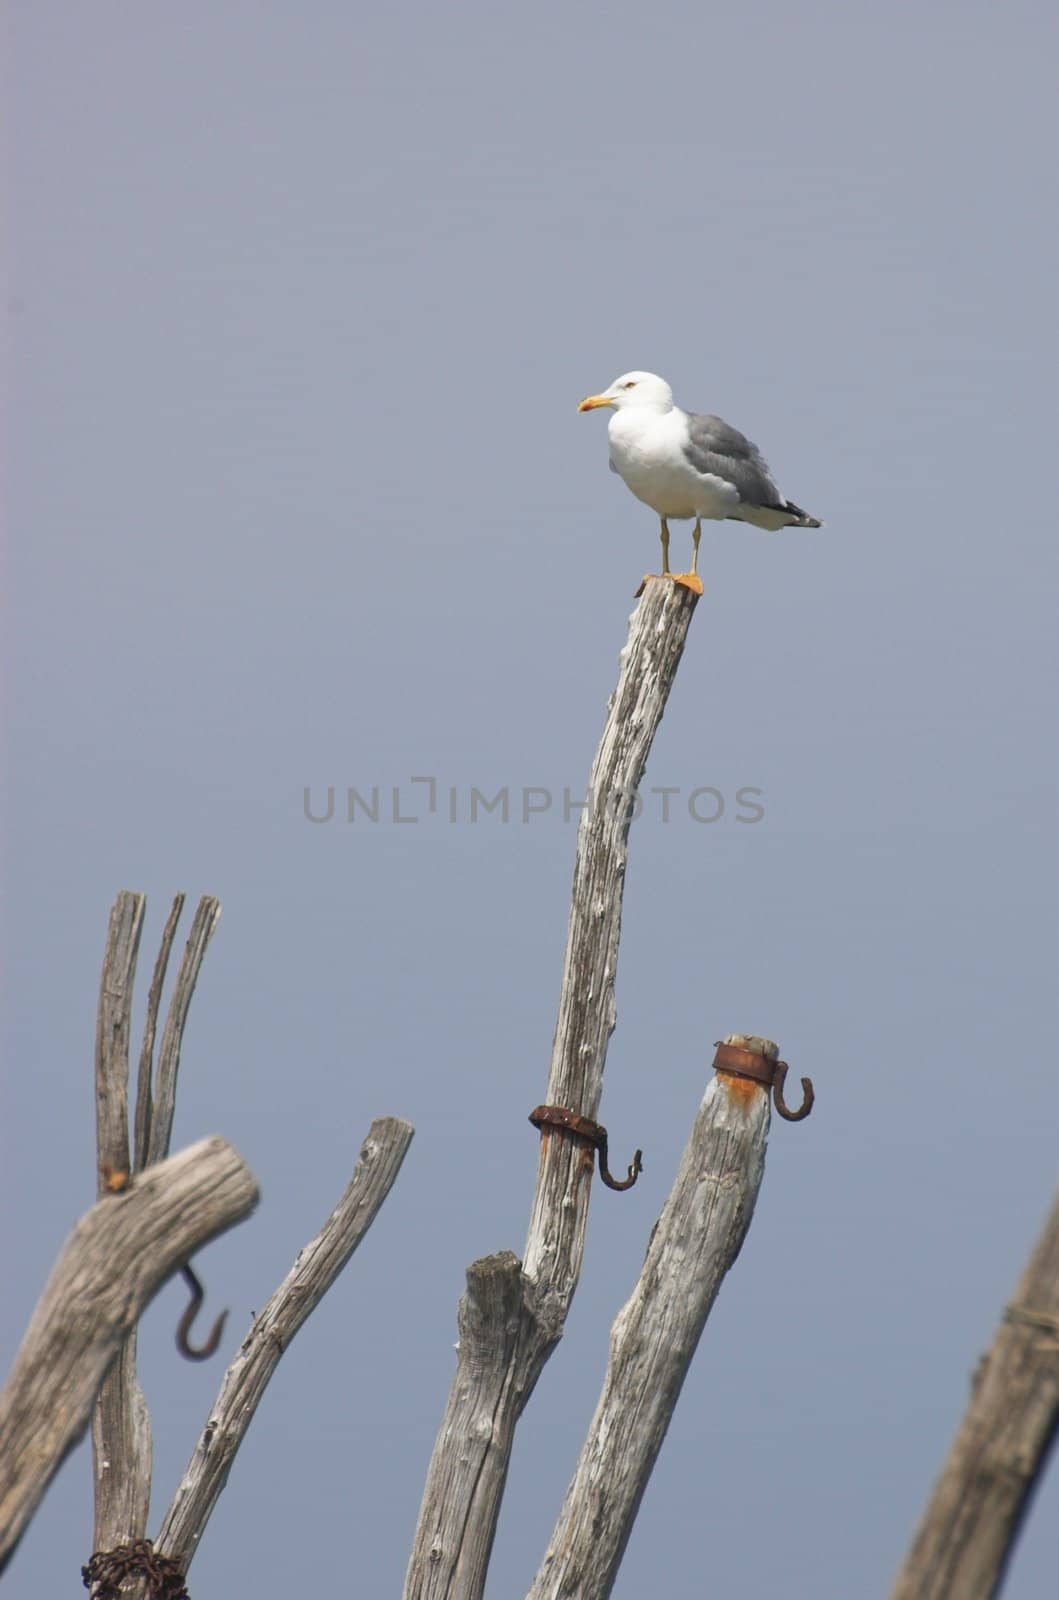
[
  {"xmin": 712, "ymin": 1042, "xmax": 815, "ymax": 1122},
  {"xmin": 82, "ymin": 1540, "xmax": 188, "ymax": 1600},
  {"xmin": 529, "ymin": 1104, "xmax": 643, "ymax": 1191}
]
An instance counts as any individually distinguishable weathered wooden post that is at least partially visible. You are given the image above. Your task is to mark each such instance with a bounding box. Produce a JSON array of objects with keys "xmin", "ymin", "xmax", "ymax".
[
  {"xmin": 9, "ymin": 568, "xmax": 1059, "ymax": 1598},
  {"xmin": 0, "ymin": 1137, "xmax": 258, "ymax": 1575},
  {"xmin": 527, "ymin": 1035, "xmax": 811, "ymax": 1600},
  {"xmin": 891, "ymin": 1187, "xmax": 1059, "ymax": 1600},
  {"xmin": 0, "ymin": 891, "xmax": 414, "ymax": 1595},
  {"xmin": 403, "ymin": 579, "xmax": 809, "ymax": 1600}
]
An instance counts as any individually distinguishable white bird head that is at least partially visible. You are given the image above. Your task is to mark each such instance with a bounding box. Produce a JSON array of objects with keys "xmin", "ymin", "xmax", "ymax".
[{"xmin": 578, "ymin": 371, "xmax": 675, "ymax": 414}]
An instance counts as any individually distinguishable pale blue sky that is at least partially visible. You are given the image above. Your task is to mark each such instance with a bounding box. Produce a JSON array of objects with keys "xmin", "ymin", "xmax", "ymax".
[{"xmin": 5, "ymin": 2, "xmax": 1059, "ymax": 1595}]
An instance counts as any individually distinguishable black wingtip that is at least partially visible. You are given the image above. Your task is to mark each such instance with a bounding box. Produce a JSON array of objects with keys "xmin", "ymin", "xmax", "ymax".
[{"xmin": 784, "ymin": 500, "xmax": 822, "ymax": 528}]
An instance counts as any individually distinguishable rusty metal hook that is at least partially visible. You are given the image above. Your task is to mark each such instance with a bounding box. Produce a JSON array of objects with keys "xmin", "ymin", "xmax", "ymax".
[
  {"xmin": 712, "ymin": 1043, "xmax": 815, "ymax": 1124},
  {"xmin": 529, "ymin": 1104, "xmax": 643, "ymax": 1193},
  {"xmin": 595, "ymin": 1125, "xmax": 644, "ymax": 1190},
  {"xmin": 772, "ymin": 1060, "xmax": 815, "ymax": 1122},
  {"xmin": 176, "ymin": 1262, "xmax": 228, "ymax": 1361}
]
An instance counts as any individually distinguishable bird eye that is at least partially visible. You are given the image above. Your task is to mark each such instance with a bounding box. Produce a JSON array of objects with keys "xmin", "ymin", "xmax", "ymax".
[{"xmin": 622, "ymin": 380, "xmax": 637, "ymax": 389}]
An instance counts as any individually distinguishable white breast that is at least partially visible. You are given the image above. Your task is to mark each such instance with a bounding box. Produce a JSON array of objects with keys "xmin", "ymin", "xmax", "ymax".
[{"xmin": 607, "ymin": 408, "xmax": 737, "ymax": 521}]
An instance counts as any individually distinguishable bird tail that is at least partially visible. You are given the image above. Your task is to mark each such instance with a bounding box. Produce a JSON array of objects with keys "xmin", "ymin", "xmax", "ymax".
[{"xmin": 783, "ymin": 501, "xmax": 822, "ymax": 528}]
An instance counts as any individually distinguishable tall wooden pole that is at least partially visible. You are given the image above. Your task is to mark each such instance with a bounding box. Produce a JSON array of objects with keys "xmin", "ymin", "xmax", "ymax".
[
  {"xmin": 404, "ymin": 577, "xmax": 700, "ymax": 1600},
  {"xmin": 527, "ymin": 1035, "xmax": 778, "ymax": 1600}
]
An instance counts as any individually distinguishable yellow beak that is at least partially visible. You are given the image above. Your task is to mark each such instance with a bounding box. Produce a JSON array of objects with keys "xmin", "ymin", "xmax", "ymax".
[{"xmin": 578, "ymin": 393, "xmax": 614, "ymax": 412}]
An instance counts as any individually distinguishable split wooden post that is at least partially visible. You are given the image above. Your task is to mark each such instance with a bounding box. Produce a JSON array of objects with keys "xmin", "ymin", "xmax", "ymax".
[
  {"xmin": 403, "ymin": 577, "xmax": 700, "ymax": 1600},
  {"xmin": 0, "ymin": 1138, "xmax": 259, "ymax": 1574},
  {"xmin": 91, "ymin": 891, "xmax": 222, "ymax": 1554},
  {"xmin": 78, "ymin": 895, "xmax": 415, "ymax": 1598},
  {"xmin": 0, "ymin": 889, "xmax": 414, "ymax": 1594},
  {"xmin": 527, "ymin": 1034, "xmax": 777, "ymax": 1600},
  {"xmin": 891, "ymin": 1186, "xmax": 1059, "ymax": 1600}
]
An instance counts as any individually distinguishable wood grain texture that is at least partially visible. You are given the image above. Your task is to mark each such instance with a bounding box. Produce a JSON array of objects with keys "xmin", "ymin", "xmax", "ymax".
[
  {"xmin": 0, "ymin": 1137, "xmax": 258, "ymax": 1573},
  {"xmin": 524, "ymin": 577, "xmax": 698, "ymax": 1293},
  {"xmin": 94, "ymin": 891, "xmax": 145, "ymax": 1196},
  {"xmin": 91, "ymin": 1338, "xmax": 153, "ymax": 1558},
  {"xmin": 403, "ymin": 1252, "xmax": 530, "ymax": 1600},
  {"xmin": 148, "ymin": 1117, "xmax": 414, "ymax": 1577},
  {"xmin": 528, "ymin": 1034, "xmax": 775, "ymax": 1600},
  {"xmin": 891, "ymin": 1187, "xmax": 1059, "ymax": 1600},
  {"xmin": 133, "ymin": 892, "xmax": 185, "ymax": 1173},
  {"xmin": 404, "ymin": 578, "xmax": 699, "ymax": 1600},
  {"xmin": 93, "ymin": 891, "xmax": 154, "ymax": 1553},
  {"xmin": 146, "ymin": 895, "xmax": 222, "ymax": 1168}
]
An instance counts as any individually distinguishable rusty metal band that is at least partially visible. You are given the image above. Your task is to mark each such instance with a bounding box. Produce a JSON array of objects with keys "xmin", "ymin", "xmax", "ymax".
[
  {"xmin": 529, "ymin": 1104, "xmax": 643, "ymax": 1191},
  {"xmin": 712, "ymin": 1043, "xmax": 815, "ymax": 1123},
  {"xmin": 712, "ymin": 1042, "xmax": 777, "ymax": 1088},
  {"xmin": 82, "ymin": 1539, "xmax": 188, "ymax": 1600},
  {"xmin": 529, "ymin": 1105, "xmax": 600, "ymax": 1143}
]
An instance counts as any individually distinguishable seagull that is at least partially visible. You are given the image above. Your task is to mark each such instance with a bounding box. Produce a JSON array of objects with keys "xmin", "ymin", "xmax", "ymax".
[{"xmin": 578, "ymin": 371, "xmax": 821, "ymax": 592}]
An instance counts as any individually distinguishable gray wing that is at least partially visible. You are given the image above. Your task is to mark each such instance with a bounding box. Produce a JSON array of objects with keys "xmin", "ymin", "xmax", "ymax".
[{"xmin": 682, "ymin": 412, "xmax": 785, "ymax": 510}]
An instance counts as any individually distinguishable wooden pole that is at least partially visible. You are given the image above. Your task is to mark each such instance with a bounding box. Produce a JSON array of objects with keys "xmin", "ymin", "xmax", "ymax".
[
  {"xmin": 0, "ymin": 888, "xmax": 416, "ymax": 1595},
  {"xmin": 403, "ymin": 577, "xmax": 700, "ymax": 1600},
  {"xmin": 91, "ymin": 892, "xmax": 154, "ymax": 1553},
  {"xmin": 91, "ymin": 892, "xmax": 222, "ymax": 1554},
  {"xmin": 891, "ymin": 1187, "xmax": 1059, "ymax": 1600},
  {"xmin": 148, "ymin": 1116, "xmax": 414, "ymax": 1577},
  {"xmin": 0, "ymin": 1137, "xmax": 259, "ymax": 1573},
  {"xmin": 527, "ymin": 1034, "xmax": 776, "ymax": 1600}
]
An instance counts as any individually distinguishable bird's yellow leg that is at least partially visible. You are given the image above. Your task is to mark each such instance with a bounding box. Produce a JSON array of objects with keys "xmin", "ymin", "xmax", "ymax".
[
  {"xmin": 671, "ymin": 518, "xmax": 704, "ymax": 595},
  {"xmin": 638, "ymin": 519, "xmax": 672, "ymax": 594},
  {"xmin": 637, "ymin": 516, "xmax": 701, "ymax": 597}
]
